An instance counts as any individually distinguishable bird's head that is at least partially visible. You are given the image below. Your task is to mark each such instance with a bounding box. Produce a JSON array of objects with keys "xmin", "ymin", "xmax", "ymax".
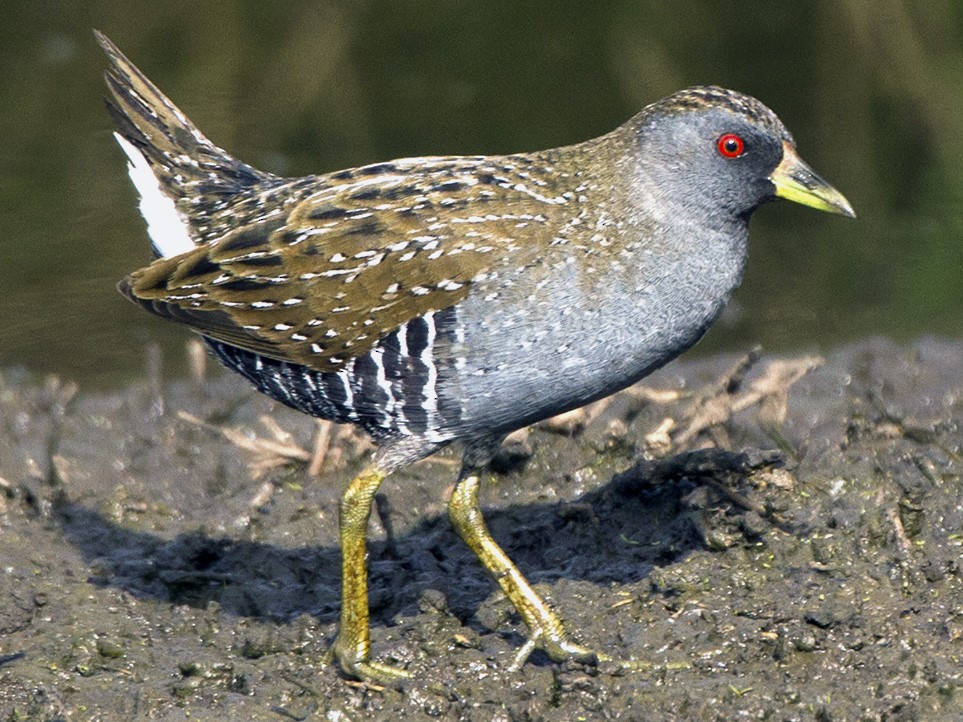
[{"xmin": 632, "ymin": 86, "xmax": 854, "ymax": 222}]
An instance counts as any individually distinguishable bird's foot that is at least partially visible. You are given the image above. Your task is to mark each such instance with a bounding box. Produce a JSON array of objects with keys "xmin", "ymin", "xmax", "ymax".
[
  {"xmin": 326, "ymin": 640, "xmax": 412, "ymax": 688},
  {"xmin": 509, "ymin": 628, "xmax": 611, "ymax": 672}
]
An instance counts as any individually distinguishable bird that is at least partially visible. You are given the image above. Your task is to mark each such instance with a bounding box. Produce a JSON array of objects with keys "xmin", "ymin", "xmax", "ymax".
[{"xmin": 96, "ymin": 30, "xmax": 854, "ymax": 684}]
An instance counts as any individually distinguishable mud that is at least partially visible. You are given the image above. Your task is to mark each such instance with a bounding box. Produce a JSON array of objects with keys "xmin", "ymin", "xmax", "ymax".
[{"xmin": 0, "ymin": 337, "xmax": 960, "ymax": 721}]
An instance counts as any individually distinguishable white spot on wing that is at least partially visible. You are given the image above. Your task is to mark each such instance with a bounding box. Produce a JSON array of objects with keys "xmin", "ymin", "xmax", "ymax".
[{"xmin": 114, "ymin": 133, "xmax": 194, "ymax": 258}]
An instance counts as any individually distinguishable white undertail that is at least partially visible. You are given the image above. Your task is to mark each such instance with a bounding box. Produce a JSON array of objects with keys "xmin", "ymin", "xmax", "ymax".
[{"xmin": 114, "ymin": 133, "xmax": 194, "ymax": 258}]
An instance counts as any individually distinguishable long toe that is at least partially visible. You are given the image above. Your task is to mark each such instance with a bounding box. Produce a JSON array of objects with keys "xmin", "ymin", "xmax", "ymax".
[
  {"xmin": 510, "ymin": 630, "xmax": 611, "ymax": 671},
  {"xmin": 328, "ymin": 641, "xmax": 412, "ymax": 687},
  {"xmin": 546, "ymin": 637, "xmax": 611, "ymax": 665},
  {"xmin": 347, "ymin": 660, "xmax": 412, "ymax": 688}
]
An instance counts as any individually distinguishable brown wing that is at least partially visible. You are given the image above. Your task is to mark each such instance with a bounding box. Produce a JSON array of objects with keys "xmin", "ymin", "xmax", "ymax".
[{"xmin": 123, "ymin": 156, "xmax": 575, "ymax": 371}]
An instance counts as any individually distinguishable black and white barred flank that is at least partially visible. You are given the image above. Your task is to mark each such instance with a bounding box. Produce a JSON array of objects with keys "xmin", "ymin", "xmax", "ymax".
[{"xmin": 206, "ymin": 306, "xmax": 463, "ymax": 444}]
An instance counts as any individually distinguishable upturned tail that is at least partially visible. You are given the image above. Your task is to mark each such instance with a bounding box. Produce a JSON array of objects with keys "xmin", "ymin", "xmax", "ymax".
[{"xmin": 96, "ymin": 30, "xmax": 277, "ymax": 257}]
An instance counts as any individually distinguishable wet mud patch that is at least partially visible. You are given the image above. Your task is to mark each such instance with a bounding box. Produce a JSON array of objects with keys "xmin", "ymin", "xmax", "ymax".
[{"xmin": 0, "ymin": 337, "xmax": 960, "ymax": 720}]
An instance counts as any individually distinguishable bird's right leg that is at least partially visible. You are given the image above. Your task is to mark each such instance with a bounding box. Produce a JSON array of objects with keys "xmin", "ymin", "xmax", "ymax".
[{"xmin": 329, "ymin": 465, "xmax": 411, "ymax": 684}]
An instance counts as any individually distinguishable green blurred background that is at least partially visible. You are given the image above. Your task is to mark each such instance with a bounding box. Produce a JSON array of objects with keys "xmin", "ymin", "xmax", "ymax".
[{"xmin": 2, "ymin": 0, "xmax": 961, "ymax": 388}]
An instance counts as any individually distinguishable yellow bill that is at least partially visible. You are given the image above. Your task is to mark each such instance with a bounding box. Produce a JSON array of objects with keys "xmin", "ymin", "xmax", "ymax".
[{"xmin": 771, "ymin": 141, "xmax": 855, "ymax": 218}]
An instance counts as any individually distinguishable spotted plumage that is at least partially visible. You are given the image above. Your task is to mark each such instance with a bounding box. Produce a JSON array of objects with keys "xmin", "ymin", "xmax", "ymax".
[
  {"xmin": 98, "ymin": 30, "xmax": 853, "ymax": 684},
  {"xmin": 123, "ymin": 150, "xmax": 589, "ymax": 372}
]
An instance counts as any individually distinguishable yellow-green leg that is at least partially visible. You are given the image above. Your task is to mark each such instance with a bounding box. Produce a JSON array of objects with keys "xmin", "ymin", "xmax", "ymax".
[
  {"xmin": 448, "ymin": 469, "xmax": 608, "ymax": 670},
  {"xmin": 330, "ymin": 466, "xmax": 411, "ymax": 684}
]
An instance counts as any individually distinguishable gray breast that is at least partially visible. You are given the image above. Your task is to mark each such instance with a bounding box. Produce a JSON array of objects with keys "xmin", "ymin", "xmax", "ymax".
[{"xmin": 446, "ymin": 223, "xmax": 749, "ymax": 436}]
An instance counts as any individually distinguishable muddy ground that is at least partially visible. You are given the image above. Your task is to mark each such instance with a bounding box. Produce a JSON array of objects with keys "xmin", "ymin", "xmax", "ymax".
[{"xmin": 0, "ymin": 337, "xmax": 960, "ymax": 721}]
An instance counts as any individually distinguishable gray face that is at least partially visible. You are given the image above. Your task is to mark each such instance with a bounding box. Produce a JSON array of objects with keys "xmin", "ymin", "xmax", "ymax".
[{"xmin": 634, "ymin": 105, "xmax": 788, "ymax": 220}]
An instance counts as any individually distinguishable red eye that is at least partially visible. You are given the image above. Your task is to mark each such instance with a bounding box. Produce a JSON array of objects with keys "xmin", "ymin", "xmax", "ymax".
[{"xmin": 717, "ymin": 133, "xmax": 745, "ymax": 158}]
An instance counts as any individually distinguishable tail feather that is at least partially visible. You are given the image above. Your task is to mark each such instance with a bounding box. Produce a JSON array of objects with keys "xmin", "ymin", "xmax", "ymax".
[{"xmin": 96, "ymin": 30, "xmax": 277, "ymax": 255}]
